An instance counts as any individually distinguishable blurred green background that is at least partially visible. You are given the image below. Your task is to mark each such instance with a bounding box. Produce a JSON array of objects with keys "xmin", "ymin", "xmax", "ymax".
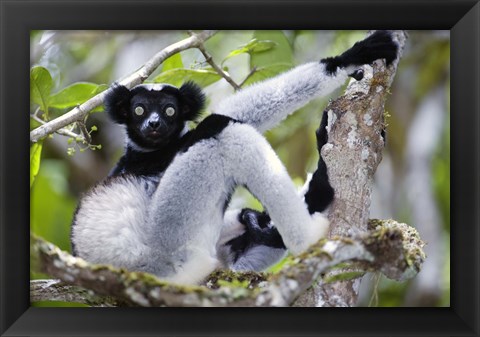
[{"xmin": 30, "ymin": 30, "xmax": 450, "ymax": 307}]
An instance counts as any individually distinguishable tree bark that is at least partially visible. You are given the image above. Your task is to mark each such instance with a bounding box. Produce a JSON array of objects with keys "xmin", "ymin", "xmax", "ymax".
[{"xmin": 30, "ymin": 279, "xmax": 118, "ymax": 307}]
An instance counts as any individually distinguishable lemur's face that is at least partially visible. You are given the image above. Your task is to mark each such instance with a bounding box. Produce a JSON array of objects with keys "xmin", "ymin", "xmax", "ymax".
[
  {"xmin": 127, "ymin": 90, "xmax": 184, "ymax": 149},
  {"xmin": 104, "ymin": 82, "xmax": 205, "ymax": 150}
]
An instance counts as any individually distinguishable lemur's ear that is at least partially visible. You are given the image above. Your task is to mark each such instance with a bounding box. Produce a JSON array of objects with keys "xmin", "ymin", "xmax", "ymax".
[
  {"xmin": 178, "ymin": 81, "xmax": 206, "ymax": 121},
  {"xmin": 104, "ymin": 84, "xmax": 132, "ymax": 124}
]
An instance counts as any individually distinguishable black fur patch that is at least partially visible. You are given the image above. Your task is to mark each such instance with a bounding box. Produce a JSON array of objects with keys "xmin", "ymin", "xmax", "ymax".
[
  {"xmin": 304, "ymin": 110, "xmax": 334, "ymax": 214},
  {"xmin": 321, "ymin": 30, "xmax": 398, "ymax": 75},
  {"xmin": 104, "ymin": 84, "xmax": 132, "ymax": 124},
  {"xmin": 321, "ymin": 56, "xmax": 343, "ymax": 75},
  {"xmin": 179, "ymin": 81, "xmax": 206, "ymax": 121},
  {"xmin": 111, "ymin": 137, "xmax": 185, "ymax": 177},
  {"xmin": 226, "ymin": 208, "xmax": 286, "ymax": 262},
  {"xmin": 349, "ymin": 69, "xmax": 364, "ymax": 81},
  {"xmin": 181, "ymin": 114, "xmax": 237, "ymax": 152},
  {"xmin": 110, "ymin": 114, "xmax": 236, "ymax": 177}
]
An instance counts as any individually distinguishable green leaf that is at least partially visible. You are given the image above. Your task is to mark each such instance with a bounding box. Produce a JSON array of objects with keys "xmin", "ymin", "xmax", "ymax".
[
  {"xmin": 152, "ymin": 68, "xmax": 221, "ymax": 88},
  {"xmin": 250, "ymin": 31, "xmax": 294, "ymax": 70},
  {"xmin": 49, "ymin": 82, "xmax": 107, "ymax": 109},
  {"xmin": 242, "ymin": 63, "xmax": 293, "ymax": 87},
  {"xmin": 162, "ymin": 53, "xmax": 184, "ymax": 72},
  {"xmin": 222, "ymin": 39, "xmax": 278, "ymax": 64},
  {"xmin": 30, "ymin": 66, "xmax": 53, "ymax": 114},
  {"xmin": 30, "ymin": 142, "xmax": 43, "ymax": 188}
]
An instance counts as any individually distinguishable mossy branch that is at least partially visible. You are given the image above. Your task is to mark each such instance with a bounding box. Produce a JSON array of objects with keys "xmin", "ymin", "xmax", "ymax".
[
  {"xmin": 30, "ymin": 218, "xmax": 425, "ymax": 307},
  {"xmin": 30, "ymin": 279, "xmax": 119, "ymax": 307}
]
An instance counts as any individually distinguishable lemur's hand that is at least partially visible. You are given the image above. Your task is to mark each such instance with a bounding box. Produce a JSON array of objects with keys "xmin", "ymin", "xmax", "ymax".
[
  {"xmin": 322, "ymin": 30, "xmax": 399, "ymax": 75},
  {"xmin": 239, "ymin": 209, "xmax": 285, "ymax": 249}
]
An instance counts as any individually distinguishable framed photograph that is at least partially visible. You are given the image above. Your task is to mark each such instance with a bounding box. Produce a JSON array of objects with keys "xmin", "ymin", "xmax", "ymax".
[{"xmin": 1, "ymin": 0, "xmax": 479, "ymax": 336}]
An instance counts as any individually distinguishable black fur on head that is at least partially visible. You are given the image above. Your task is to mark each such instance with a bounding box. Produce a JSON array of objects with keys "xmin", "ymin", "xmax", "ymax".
[
  {"xmin": 104, "ymin": 83, "xmax": 133, "ymax": 125},
  {"xmin": 103, "ymin": 82, "xmax": 206, "ymax": 150},
  {"xmin": 103, "ymin": 82, "xmax": 206, "ymax": 125},
  {"xmin": 178, "ymin": 81, "xmax": 206, "ymax": 121}
]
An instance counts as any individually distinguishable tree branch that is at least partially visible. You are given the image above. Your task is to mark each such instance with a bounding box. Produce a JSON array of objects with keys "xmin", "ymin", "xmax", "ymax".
[
  {"xmin": 30, "ymin": 279, "xmax": 118, "ymax": 307},
  {"xmin": 30, "ymin": 218, "xmax": 424, "ymax": 307},
  {"xmin": 30, "ymin": 30, "xmax": 217, "ymax": 143},
  {"xmin": 30, "ymin": 114, "xmax": 82, "ymax": 140}
]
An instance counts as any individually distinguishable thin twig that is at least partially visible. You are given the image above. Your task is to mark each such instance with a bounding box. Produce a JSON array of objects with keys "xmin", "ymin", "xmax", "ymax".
[
  {"xmin": 77, "ymin": 120, "xmax": 92, "ymax": 144},
  {"xmin": 239, "ymin": 66, "xmax": 257, "ymax": 88},
  {"xmin": 188, "ymin": 31, "xmax": 240, "ymax": 90},
  {"xmin": 195, "ymin": 42, "xmax": 241, "ymax": 90}
]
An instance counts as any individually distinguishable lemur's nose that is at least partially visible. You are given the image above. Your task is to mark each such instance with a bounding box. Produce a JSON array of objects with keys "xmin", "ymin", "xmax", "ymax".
[
  {"xmin": 148, "ymin": 119, "xmax": 160, "ymax": 129},
  {"xmin": 147, "ymin": 113, "xmax": 161, "ymax": 129}
]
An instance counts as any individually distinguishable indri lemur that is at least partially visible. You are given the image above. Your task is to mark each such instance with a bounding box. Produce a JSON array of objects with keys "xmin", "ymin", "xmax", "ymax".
[{"xmin": 71, "ymin": 31, "xmax": 398, "ymax": 284}]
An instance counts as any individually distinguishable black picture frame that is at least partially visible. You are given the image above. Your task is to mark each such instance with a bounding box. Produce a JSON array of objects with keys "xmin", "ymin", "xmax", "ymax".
[{"xmin": 1, "ymin": 0, "xmax": 479, "ymax": 336}]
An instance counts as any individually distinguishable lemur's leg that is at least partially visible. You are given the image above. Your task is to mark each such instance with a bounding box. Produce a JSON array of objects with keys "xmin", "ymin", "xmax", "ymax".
[
  {"xmin": 220, "ymin": 122, "xmax": 329, "ymax": 256},
  {"xmin": 220, "ymin": 111, "xmax": 333, "ymax": 270},
  {"xmin": 215, "ymin": 30, "xmax": 398, "ymax": 133}
]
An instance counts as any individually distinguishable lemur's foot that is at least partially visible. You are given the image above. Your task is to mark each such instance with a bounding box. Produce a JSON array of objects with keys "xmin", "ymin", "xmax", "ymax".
[{"xmin": 239, "ymin": 209, "xmax": 285, "ymax": 248}]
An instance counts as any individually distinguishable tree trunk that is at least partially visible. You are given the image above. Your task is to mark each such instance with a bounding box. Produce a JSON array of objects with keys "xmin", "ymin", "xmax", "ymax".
[{"xmin": 295, "ymin": 30, "xmax": 408, "ymax": 307}]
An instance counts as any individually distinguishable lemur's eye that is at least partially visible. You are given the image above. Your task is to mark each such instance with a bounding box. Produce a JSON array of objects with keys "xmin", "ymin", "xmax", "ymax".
[
  {"xmin": 134, "ymin": 106, "xmax": 144, "ymax": 116},
  {"xmin": 165, "ymin": 106, "xmax": 176, "ymax": 117}
]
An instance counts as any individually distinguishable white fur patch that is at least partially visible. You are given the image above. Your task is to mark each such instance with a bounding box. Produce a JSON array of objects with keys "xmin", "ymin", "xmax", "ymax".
[
  {"xmin": 72, "ymin": 176, "xmax": 152, "ymax": 270},
  {"xmin": 165, "ymin": 248, "xmax": 220, "ymax": 285},
  {"xmin": 217, "ymin": 209, "xmax": 245, "ymax": 246},
  {"xmin": 298, "ymin": 173, "xmax": 313, "ymax": 197},
  {"xmin": 215, "ymin": 62, "xmax": 349, "ymax": 133},
  {"xmin": 293, "ymin": 212, "xmax": 330, "ymax": 254},
  {"xmin": 231, "ymin": 246, "xmax": 287, "ymax": 272}
]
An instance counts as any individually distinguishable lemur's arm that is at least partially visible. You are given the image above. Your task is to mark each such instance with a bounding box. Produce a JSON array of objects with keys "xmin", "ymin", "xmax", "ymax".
[{"xmin": 215, "ymin": 31, "xmax": 398, "ymax": 133}]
